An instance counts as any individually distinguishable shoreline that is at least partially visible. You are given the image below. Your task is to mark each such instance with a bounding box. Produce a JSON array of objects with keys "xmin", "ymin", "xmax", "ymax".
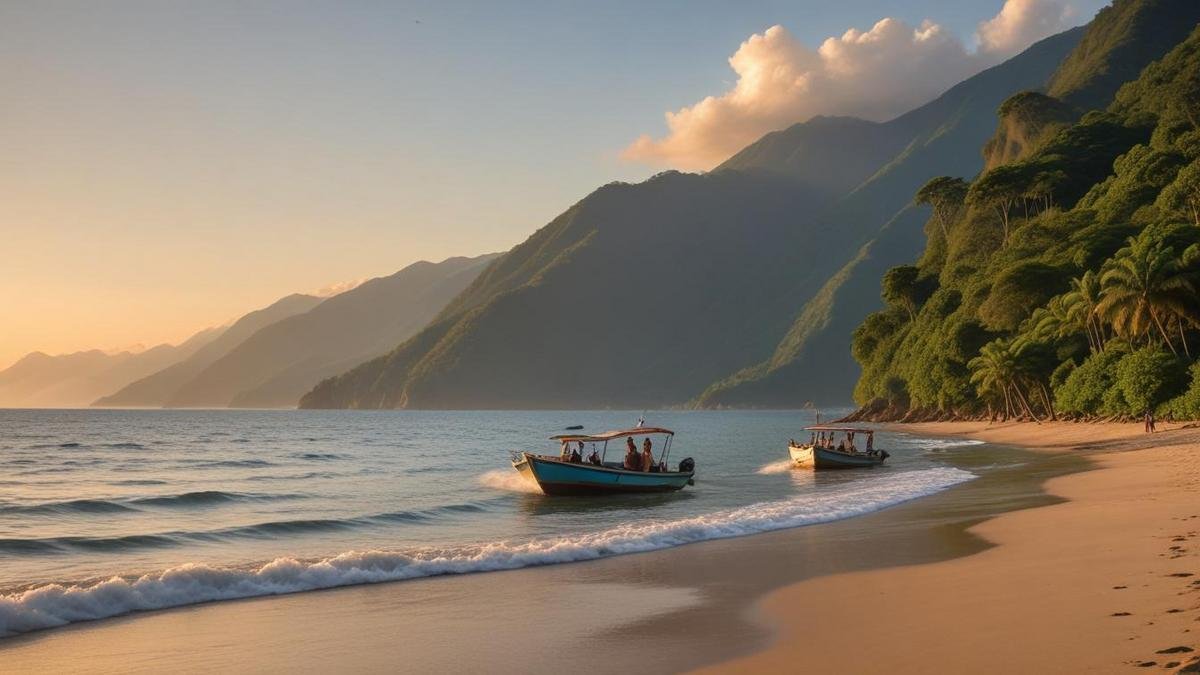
[
  {"xmin": 704, "ymin": 421, "xmax": 1200, "ymax": 673},
  {"xmin": 0, "ymin": 425, "xmax": 1094, "ymax": 673}
]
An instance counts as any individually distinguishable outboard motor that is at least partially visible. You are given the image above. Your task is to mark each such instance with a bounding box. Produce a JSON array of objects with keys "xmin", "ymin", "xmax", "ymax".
[
  {"xmin": 879, "ymin": 450, "xmax": 891, "ymax": 462},
  {"xmin": 678, "ymin": 457, "xmax": 695, "ymax": 473}
]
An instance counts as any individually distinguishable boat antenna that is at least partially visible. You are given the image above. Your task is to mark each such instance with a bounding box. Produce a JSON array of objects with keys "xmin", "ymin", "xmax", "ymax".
[{"xmin": 803, "ymin": 401, "xmax": 821, "ymax": 425}]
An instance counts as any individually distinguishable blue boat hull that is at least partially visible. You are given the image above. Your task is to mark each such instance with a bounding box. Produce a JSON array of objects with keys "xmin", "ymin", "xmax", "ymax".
[{"xmin": 513, "ymin": 453, "xmax": 694, "ymax": 496}]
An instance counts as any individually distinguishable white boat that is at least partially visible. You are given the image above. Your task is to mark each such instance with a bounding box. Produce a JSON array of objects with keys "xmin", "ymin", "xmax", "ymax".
[{"xmin": 788, "ymin": 426, "xmax": 889, "ymax": 470}]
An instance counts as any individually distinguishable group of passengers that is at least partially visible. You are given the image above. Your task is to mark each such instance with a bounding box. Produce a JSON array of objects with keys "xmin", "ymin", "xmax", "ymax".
[
  {"xmin": 809, "ymin": 431, "xmax": 856, "ymax": 453},
  {"xmin": 804, "ymin": 430, "xmax": 875, "ymax": 455},
  {"xmin": 559, "ymin": 437, "xmax": 663, "ymax": 471},
  {"xmin": 560, "ymin": 440, "xmax": 602, "ymax": 465},
  {"xmin": 559, "ymin": 438, "xmax": 652, "ymax": 468},
  {"xmin": 623, "ymin": 436, "xmax": 663, "ymax": 472}
]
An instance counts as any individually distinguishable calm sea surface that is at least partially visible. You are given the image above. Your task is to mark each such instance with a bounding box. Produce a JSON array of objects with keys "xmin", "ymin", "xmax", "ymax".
[{"xmin": 0, "ymin": 408, "xmax": 990, "ymax": 636}]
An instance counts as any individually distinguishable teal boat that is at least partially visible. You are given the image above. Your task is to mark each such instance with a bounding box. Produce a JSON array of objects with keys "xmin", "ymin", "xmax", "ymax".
[
  {"xmin": 512, "ymin": 427, "xmax": 695, "ymax": 496},
  {"xmin": 788, "ymin": 426, "xmax": 890, "ymax": 470}
]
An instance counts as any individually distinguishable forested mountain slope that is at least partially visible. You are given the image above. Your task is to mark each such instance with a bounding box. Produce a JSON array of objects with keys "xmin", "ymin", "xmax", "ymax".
[{"xmin": 850, "ymin": 15, "xmax": 1200, "ymax": 421}]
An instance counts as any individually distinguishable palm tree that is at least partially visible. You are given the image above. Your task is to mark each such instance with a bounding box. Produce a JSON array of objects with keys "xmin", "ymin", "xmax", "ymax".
[
  {"xmin": 1062, "ymin": 271, "xmax": 1106, "ymax": 353},
  {"xmin": 1096, "ymin": 236, "xmax": 1196, "ymax": 356},
  {"xmin": 970, "ymin": 340, "xmax": 1038, "ymax": 420}
]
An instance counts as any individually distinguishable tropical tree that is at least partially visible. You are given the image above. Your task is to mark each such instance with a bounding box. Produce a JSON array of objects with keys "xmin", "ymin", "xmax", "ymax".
[
  {"xmin": 1096, "ymin": 235, "xmax": 1197, "ymax": 355},
  {"xmin": 967, "ymin": 164, "xmax": 1031, "ymax": 243},
  {"xmin": 1062, "ymin": 270, "xmax": 1106, "ymax": 353},
  {"xmin": 969, "ymin": 339, "xmax": 1039, "ymax": 420},
  {"xmin": 914, "ymin": 176, "xmax": 969, "ymax": 240},
  {"xmin": 1158, "ymin": 160, "xmax": 1200, "ymax": 226},
  {"xmin": 881, "ymin": 265, "xmax": 928, "ymax": 320},
  {"xmin": 1024, "ymin": 170, "xmax": 1067, "ymax": 214}
]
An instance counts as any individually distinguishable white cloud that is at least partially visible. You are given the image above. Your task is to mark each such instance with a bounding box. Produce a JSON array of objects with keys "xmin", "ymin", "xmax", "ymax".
[
  {"xmin": 622, "ymin": 0, "xmax": 1090, "ymax": 171},
  {"xmin": 978, "ymin": 0, "xmax": 1078, "ymax": 53}
]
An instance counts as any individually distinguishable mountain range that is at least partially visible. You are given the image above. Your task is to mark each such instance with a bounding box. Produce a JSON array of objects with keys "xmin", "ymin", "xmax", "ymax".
[
  {"xmin": 91, "ymin": 254, "xmax": 498, "ymax": 408},
  {"xmin": 300, "ymin": 24, "xmax": 1088, "ymax": 409},
  {"xmin": 0, "ymin": 328, "xmax": 222, "ymax": 409}
]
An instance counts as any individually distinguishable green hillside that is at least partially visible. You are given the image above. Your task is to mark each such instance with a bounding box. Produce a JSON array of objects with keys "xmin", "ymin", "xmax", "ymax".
[
  {"xmin": 850, "ymin": 16, "xmax": 1200, "ymax": 422},
  {"xmin": 1047, "ymin": 0, "xmax": 1200, "ymax": 110},
  {"xmin": 694, "ymin": 27, "xmax": 1084, "ymax": 407},
  {"xmin": 301, "ymin": 28, "xmax": 1083, "ymax": 410}
]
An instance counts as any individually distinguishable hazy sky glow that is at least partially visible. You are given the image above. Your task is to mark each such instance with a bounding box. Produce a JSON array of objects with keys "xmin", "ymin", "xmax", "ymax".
[{"xmin": 0, "ymin": 0, "xmax": 1103, "ymax": 368}]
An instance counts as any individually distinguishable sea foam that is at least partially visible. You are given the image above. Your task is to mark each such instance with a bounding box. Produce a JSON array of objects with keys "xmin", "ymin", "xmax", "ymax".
[
  {"xmin": 477, "ymin": 468, "xmax": 542, "ymax": 493},
  {"xmin": 755, "ymin": 459, "xmax": 796, "ymax": 475},
  {"xmin": 0, "ymin": 466, "xmax": 973, "ymax": 637}
]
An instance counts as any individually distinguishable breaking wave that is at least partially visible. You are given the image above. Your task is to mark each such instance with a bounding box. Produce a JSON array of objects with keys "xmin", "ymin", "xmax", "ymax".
[{"xmin": 0, "ymin": 466, "xmax": 974, "ymax": 637}]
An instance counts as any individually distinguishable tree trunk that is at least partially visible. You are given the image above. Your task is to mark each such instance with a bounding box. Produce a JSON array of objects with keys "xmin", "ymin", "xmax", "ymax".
[
  {"xmin": 1011, "ymin": 381, "xmax": 1039, "ymax": 422},
  {"xmin": 1151, "ymin": 309, "xmax": 1178, "ymax": 356},
  {"xmin": 1179, "ymin": 318, "xmax": 1191, "ymax": 359},
  {"xmin": 1039, "ymin": 382, "xmax": 1057, "ymax": 421}
]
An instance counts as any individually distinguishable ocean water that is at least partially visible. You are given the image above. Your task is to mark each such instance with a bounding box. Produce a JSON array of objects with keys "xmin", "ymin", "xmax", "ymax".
[{"xmin": 0, "ymin": 408, "xmax": 982, "ymax": 637}]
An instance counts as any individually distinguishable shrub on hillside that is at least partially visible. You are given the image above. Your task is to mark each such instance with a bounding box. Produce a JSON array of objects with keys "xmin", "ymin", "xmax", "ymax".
[
  {"xmin": 1160, "ymin": 361, "xmax": 1200, "ymax": 419},
  {"xmin": 1113, "ymin": 347, "xmax": 1187, "ymax": 415},
  {"xmin": 1054, "ymin": 350, "xmax": 1123, "ymax": 415}
]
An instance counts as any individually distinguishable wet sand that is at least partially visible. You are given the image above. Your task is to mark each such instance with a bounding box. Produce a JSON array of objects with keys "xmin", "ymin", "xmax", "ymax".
[
  {"xmin": 1, "ymin": 434, "xmax": 1089, "ymax": 674},
  {"xmin": 707, "ymin": 421, "xmax": 1200, "ymax": 674}
]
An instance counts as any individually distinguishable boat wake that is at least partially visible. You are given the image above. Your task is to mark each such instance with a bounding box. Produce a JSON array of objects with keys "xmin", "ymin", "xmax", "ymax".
[
  {"xmin": 755, "ymin": 459, "xmax": 795, "ymax": 475},
  {"xmin": 0, "ymin": 466, "xmax": 974, "ymax": 638},
  {"xmin": 476, "ymin": 469, "xmax": 541, "ymax": 494}
]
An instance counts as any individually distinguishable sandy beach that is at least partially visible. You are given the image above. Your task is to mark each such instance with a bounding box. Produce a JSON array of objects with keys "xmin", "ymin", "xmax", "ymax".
[
  {"xmin": 2, "ymin": 421, "xmax": 1196, "ymax": 673},
  {"xmin": 708, "ymin": 421, "xmax": 1200, "ymax": 674}
]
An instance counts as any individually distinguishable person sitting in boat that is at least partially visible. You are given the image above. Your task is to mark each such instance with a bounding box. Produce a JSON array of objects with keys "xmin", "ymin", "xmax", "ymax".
[
  {"xmin": 866, "ymin": 434, "xmax": 874, "ymax": 453},
  {"xmin": 586, "ymin": 447, "xmax": 601, "ymax": 465},
  {"xmin": 624, "ymin": 437, "xmax": 640, "ymax": 470},
  {"xmin": 569, "ymin": 443, "xmax": 582, "ymax": 463},
  {"xmin": 837, "ymin": 439, "xmax": 847, "ymax": 452},
  {"xmin": 560, "ymin": 440, "xmax": 572, "ymax": 460},
  {"xmin": 641, "ymin": 437, "xmax": 655, "ymax": 472}
]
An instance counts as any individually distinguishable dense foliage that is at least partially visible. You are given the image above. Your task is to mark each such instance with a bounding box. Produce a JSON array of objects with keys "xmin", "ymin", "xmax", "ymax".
[{"xmin": 853, "ymin": 23, "xmax": 1200, "ymax": 420}]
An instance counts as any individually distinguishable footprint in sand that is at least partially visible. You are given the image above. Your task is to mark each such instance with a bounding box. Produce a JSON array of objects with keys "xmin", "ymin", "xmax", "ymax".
[
  {"xmin": 1155, "ymin": 646, "xmax": 1195, "ymax": 654},
  {"xmin": 1114, "ymin": 585, "xmax": 1129, "ymax": 590},
  {"xmin": 1113, "ymin": 611, "xmax": 1133, "ymax": 616},
  {"xmin": 1168, "ymin": 573, "xmax": 1196, "ymax": 578}
]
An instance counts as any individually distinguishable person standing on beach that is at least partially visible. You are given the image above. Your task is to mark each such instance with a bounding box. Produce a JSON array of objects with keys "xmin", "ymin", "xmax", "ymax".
[{"xmin": 1144, "ymin": 411, "xmax": 1154, "ymax": 433}]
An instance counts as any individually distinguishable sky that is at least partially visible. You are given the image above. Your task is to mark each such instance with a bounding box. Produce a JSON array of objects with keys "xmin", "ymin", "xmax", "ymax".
[{"xmin": 0, "ymin": 0, "xmax": 1105, "ymax": 369}]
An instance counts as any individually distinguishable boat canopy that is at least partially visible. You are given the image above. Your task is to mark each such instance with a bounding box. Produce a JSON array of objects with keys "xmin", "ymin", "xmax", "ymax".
[
  {"xmin": 803, "ymin": 426, "xmax": 875, "ymax": 434},
  {"xmin": 550, "ymin": 427, "xmax": 675, "ymax": 442}
]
